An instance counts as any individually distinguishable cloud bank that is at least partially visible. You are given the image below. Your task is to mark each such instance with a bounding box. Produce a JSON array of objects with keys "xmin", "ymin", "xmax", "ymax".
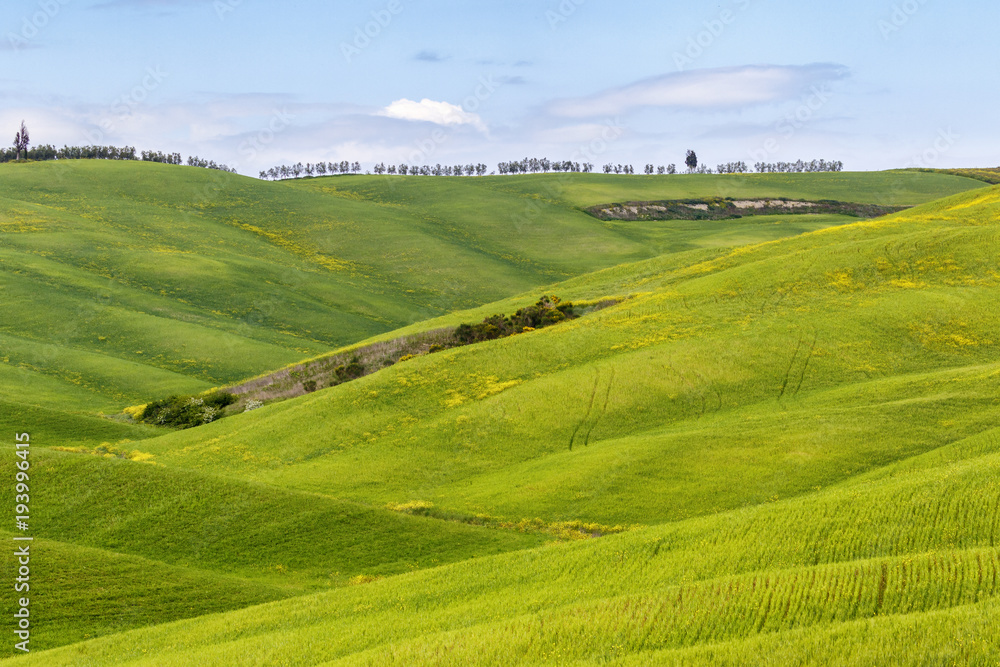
[{"xmin": 549, "ymin": 64, "xmax": 849, "ymax": 117}]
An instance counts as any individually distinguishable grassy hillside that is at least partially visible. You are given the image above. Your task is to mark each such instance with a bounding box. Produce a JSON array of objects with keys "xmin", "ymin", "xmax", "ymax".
[
  {"xmin": 0, "ymin": 447, "xmax": 546, "ymax": 655},
  {"xmin": 313, "ymin": 170, "xmax": 977, "ymax": 211},
  {"xmin": 4, "ymin": 164, "xmax": 997, "ymax": 663},
  {"xmin": 0, "ymin": 534, "xmax": 290, "ymax": 653},
  {"xmin": 133, "ymin": 186, "xmax": 1000, "ymax": 528},
  {"xmin": 12, "ymin": 422, "xmax": 1000, "ymax": 664},
  {"xmin": 26, "ymin": 450, "xmax": 547, "ymax": 585},
  {"xmin": 7, "ymin": 162, "xmax": 966, "ymax": 437},
  {"xmin": 907, "ymin": 167, "xmax": 1000, "ymax": 185}
]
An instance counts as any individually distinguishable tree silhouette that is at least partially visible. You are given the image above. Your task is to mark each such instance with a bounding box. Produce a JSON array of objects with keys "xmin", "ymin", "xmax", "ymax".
[
  {"xmin": 13, "ymin": 121, "xmax": 29, "ymax": 161},
  {"xmin": 685, "ymin": 149, "xmax": 698, "ymax": 172}
]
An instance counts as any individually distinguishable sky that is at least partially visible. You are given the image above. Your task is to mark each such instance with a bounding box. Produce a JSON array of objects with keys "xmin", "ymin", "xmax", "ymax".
[{"xmin": 1, "ymin": 0, "xmax": 997, "ymax": 176}]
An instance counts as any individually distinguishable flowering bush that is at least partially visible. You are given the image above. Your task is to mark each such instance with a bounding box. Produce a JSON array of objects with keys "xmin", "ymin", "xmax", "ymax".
[{"xmin": 138, "ymin": 391, "xmax": 237, "ymax": 428}]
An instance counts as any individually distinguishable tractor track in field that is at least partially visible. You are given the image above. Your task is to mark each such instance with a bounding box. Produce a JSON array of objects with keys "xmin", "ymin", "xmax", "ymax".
[
  {"xmin": 569, "ymin": 368, "xmax": 600, "ymax": 451},
  {"xmin": 569, "ymin": 367, "xmax": 616, "ymax": 450},
  {"xmin": 793, "ymin": 333, "xmax": 819, "ymax": 397},
  {"xmin": 664, "ymin": 360, "xmax": 703, "ymax": 419},
  {"xmin": 690, "ymin": 367, "xmax": 723, "ymax": 413},
  {"xmin": 663, "ymin": 358, "xmax": 715, "ymax": 420},
  {"xmin": 777, "ymin": 335, "xmax": 804, "ymax": 402},
  {"xmin": 778, "ymin": 328, "xmax": 819, "ymax": 404},
  {"xmin": 583, "ymin": 367, "xmax": 615, "ymax": 447}
]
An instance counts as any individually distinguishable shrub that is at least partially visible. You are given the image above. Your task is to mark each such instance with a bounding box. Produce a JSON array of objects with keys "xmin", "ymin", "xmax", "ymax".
[
  {"xmin": 454, "ymin": 296, "xmax": 576, "ymax": 344},
  {"xmin": 138, "ymin": 391, "xmax": 237, "ymax": 428},
  {"xmin": 122, "ymin": 404, "xmax": 147, "ymax": 421},
  {"xmin": 333, "ymin": 357, "xmax": 365, "ymax": 382}
]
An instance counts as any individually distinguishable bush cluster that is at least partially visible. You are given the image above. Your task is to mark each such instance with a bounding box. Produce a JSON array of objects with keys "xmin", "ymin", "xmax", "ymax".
[
  {"xmin": 134, "ymin": 296, "xmax": 583, "ymax": 429},
  {"xmin": 454, "ymin": 296, "xmax": 576, "ymax": 345},
  {"xmin": 138, "ymin": 391, "xmax": 237, "ymax": 428},
  {"xmin": 313, "ymin": 357, "xmax": 366, "ymax": 389}
]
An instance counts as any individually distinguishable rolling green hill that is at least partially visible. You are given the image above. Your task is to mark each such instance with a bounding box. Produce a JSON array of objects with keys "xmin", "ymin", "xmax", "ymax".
[
  {"xmin": 132, "ymin": 186, "xmax": 1000, "ymax": 528},
  {"xmin": 0, "ymin": 163, "xmax": 981, "ymax": 421},
  {"xmin": 10, "ymin": 385, "xmax": 1000, "ymax": 664},
  {"xmin": 0, "ymin": 534, "xmax": 291, "ymax": 652},
  {"xmin": 0, "ymin": 448, "xmax": 546, "ymax": 654},
  {"xmin": 2, "ymin": 163, "xmax": 997, "ymax": 663},
  {"xmin": 8, "ymin": 162, "xmax": 977, "ymax": 443}
]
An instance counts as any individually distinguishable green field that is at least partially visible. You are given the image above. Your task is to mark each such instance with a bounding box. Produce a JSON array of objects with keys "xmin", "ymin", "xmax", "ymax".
[
  {"xmin": 2, "ymin": 161, "xmax": 998, "ymax": 663},
  {"xmin": 3, "ymin": 162, "xmax": 978, "ymax": 438}
]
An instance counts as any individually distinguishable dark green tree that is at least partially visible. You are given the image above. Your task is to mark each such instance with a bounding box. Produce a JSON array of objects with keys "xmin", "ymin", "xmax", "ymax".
[
  {"xmin": 685, "ymin": 149, "xmax": 698, "ymax": 172},
  {"xmin": 13, "ymin": 121, "xmax": 29, "ymax": 161}
]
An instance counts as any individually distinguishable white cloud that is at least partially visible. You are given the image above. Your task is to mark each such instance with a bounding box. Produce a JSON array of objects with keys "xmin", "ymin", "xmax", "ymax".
[
  {"xmin": 549, "ymin": 64, "xmax": 849, "ymax": 117},
  {"xmin": 377, "ymin": 98, "xmax": 488, "ymax": 133}
]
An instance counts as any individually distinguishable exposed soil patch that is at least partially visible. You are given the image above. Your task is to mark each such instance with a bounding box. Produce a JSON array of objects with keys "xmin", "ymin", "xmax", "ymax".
[
  {"xmin": 120, "ymin": 296, "xmax": 625, "ymax": 430},
  {"xmin": 587, "ymin": 198, "xmax": 908, "ymax": 222},
  {"xmin": 227, "ymin": 327, "xmax": 457, "ymax": 403}
]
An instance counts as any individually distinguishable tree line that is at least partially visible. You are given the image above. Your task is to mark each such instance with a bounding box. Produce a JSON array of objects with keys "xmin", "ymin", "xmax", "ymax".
[
  {"xmin": 7, "ymin": 124, "xmax": 843, "ymax": 179},
  {"xmin": 3, "ymin": 146, "xmax": 844, "ymax": 180},
  {"xmin": 0, "ymin": 143, "xmax": 237, "ymax": 172},
  {"xmin": 258, "ymin": 155, "xmax": 844, "ymax": 181},
  {"xmin": 499, "ymin": 158, "xmax": 595, "ymax": 174},
  {"xmin": 752, "ymin": 159, "xmax": 844, "ymax": 173},
  {"xmin": 5, "ymin": 122, "xmax": 237, "ymax": 172},
  {"xmin": 258, "ymin": 161, "xmax": 360, "ymax": 180}
]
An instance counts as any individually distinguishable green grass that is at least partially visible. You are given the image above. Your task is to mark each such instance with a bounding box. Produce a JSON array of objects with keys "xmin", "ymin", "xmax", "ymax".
[
  {"xmin": 0, "ymin": 447, "xmax": 546, "ymax": 656},
  {"xmin": 906, "ymin": 166, "xmax": 1000, "ymax": 185},
  {"xmin": 8, "ymin": 162, "xmax": 959, "ymax": 437},
  {"xmin": 0, "ymin": 399, "xmax": 158, "ymax": 449},
  {"xmin": 129, "ymin": 186, "xmax": 1000, "ymax": 529},
  {"xmin": 0, "ymin": 534, "xmax": 291, "ymax": 654},
  {"xmin": 458, "ymin": 170, "xmax": 983, "ymax": 208},
  {"xmin": 4, "ymin": 163, "xmax": 999, "ymax": 664},
  {"xmin": 10, "ymin": 421, "xmax": 1000, "ymax": 664},
  {"xmin": 7, "ymin": 449, "xmax": 547, "ymax": 589}
]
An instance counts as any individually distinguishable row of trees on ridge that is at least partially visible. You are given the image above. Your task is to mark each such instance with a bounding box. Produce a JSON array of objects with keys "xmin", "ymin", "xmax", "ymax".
[
  {"xmin": 9, "ymin": 123, "xmax": 844, "ymax": 179},
  {"xmin": 3, "ymin": 121, "xmax": 236, "ymax": 172},
  {"xmin": 257, "ymin": 155, "xmax": 844, "ymax": 180}
]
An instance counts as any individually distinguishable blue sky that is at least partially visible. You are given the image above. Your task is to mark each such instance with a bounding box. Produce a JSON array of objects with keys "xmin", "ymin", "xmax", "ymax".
[{"xmin": 1, "ymin": 0, "xmax": 997, "ymax": 175}]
